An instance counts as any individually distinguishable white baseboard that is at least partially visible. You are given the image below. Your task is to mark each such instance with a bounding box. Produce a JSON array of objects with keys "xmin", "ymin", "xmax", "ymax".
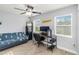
[{"xmin": 57, "ymin": 46, "xmax": 78, "ymax": 55}]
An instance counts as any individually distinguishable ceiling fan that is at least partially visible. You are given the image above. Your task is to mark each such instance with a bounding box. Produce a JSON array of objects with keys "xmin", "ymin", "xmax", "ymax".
[{"xmin": 14, "ymin": 4, "xmax": 42, "ymax": 16}]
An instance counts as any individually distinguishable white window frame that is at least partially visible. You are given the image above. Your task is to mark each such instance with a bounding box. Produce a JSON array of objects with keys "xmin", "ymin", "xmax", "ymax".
[{"xmin": 54, "ymin": 14, "xmax": 72, "ymax": 38}]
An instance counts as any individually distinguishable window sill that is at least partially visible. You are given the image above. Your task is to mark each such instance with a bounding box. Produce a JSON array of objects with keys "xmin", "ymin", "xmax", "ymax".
[{"xmin": 55, "ymin": 34, "xmax": 72, "ymax": 38}]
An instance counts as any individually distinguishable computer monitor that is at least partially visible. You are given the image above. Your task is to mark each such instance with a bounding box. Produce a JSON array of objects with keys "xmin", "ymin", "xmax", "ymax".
[{"xmin": 40, "ymin": 26, "xmax": 49, "ymax": 32}]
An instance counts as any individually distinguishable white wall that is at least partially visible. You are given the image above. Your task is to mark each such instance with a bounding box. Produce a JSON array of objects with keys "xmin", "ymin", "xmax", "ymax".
[
  {"xmin": 0, "ymin": 11, "xmax": 28, "ymax": 33},
  {"xmin": 77, "ymin": 5, "xmax": 79, "ymax": 54},
  {"xmin": 32, "ymin": 5, "xmax": 78, "ymax": 53}
]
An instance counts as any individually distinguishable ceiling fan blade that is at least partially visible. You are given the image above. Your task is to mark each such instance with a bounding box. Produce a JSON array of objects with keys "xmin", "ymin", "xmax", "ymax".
[
  {"xmin": 32, "ymin": 11, "xmax": 41, "ymax": 14},
  {"xmin": 20, "ymin": 12, "xmax": 26, "ymax": 14},
  {"xmin": 14, "ymin": 8, "xmax": 26, "ymax": 11}
]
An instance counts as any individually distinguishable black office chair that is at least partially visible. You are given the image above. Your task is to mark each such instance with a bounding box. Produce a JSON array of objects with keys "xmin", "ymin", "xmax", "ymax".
[{"xmin": 33, "ymin": 33, "xmax": 45, "ymax": 47}]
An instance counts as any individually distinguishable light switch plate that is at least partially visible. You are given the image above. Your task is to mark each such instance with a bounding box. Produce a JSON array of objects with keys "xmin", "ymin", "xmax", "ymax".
[{"xmin": 0, "ymin": 22, "xmax": 2, "ymax": 25}]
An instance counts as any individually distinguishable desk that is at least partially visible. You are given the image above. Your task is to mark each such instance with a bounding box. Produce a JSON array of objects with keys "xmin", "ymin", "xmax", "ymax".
[{"xmin": 33, "ymin": 32, "xmax": 57, "ymax": 50}]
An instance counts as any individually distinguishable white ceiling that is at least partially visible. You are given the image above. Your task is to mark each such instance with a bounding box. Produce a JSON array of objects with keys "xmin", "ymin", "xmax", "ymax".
[{"xmin": 0, "ymin": 4, "xmax": 72, "ymax": 16}]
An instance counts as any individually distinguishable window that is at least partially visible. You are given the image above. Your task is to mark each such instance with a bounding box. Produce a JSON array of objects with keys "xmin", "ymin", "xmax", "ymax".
[{"xmin": 54, "ymin": 14, "xmax": 72, "ymax": 38}]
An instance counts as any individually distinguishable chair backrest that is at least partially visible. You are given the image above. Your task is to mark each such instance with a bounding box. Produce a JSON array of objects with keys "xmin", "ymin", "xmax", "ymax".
[{"xmin": 33, "ymin": 33, "xmax": 40, "ymax": 41}]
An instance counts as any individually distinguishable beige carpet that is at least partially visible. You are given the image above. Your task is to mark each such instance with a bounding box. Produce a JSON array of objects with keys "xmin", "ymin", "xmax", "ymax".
[{"xmin": 0, "ymin": 40, "xmax": 73, "ymax": 55}]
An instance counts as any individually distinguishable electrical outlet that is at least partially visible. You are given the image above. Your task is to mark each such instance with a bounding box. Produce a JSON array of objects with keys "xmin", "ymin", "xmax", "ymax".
[{"xmin": 73, "ymin": 44, "xmax": 75, "ymax": 47}]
